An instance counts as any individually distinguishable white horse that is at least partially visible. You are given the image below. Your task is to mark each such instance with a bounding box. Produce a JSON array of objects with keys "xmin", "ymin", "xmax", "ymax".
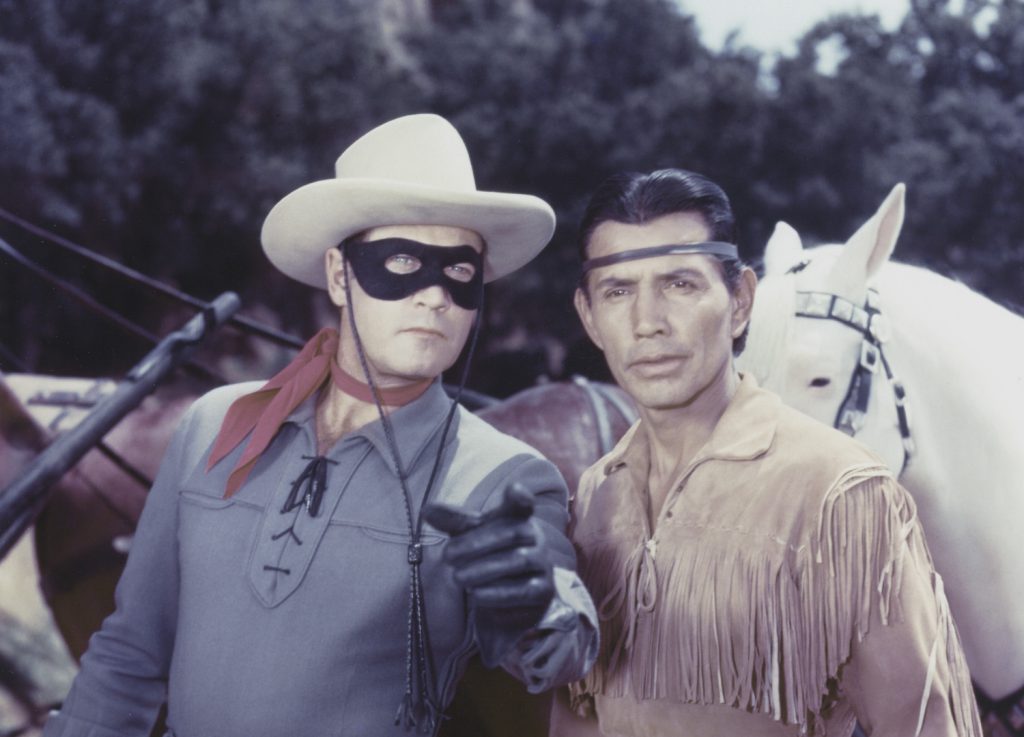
[{"xmin": 737, "ymin": 183, "xmax": 1024, "ymax": 704}]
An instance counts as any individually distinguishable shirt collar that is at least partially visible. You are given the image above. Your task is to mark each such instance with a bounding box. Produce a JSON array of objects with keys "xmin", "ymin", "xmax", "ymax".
[
  {"xmin": 285, "ymin": 378, "xmax": 457, "ymax": 478},
  {"xmin": 603, "ymin": 373, "xmax": 779, "ymax": 477}
]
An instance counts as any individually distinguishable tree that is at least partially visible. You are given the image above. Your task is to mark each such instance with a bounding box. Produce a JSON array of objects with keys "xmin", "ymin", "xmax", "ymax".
[
  {"xmin": 0, "ymin": 0, "xmax": 421, "ymax": 375},
  {"xmin": 1, "ymin": 0, "xmax": 1018, "ymax": 390}
]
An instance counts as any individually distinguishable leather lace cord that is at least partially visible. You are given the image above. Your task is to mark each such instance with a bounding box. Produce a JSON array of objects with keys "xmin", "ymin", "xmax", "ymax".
[{"xmin": 342, "ymin": 257, "xmax": 484, "ymax": 733}]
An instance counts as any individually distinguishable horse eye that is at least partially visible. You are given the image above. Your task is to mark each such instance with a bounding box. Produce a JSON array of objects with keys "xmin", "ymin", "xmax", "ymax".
[{"xmin": 810, "ymin": 377, "xmax": 831, "ymax": 388}]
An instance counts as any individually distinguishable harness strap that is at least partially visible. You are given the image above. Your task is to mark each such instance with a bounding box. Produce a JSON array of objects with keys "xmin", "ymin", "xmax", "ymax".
[
  {"xmin": 879, "ymin": 352, "xmax": 915, "ymax": 460},
  {"xmin": 794, "ymin": 289, "xmax": 913, "ymax": 473},
  {"xmin": 573, "ymin": 376, "xmax": 615, "ymax": 455},
  {"xmin": 594, "ymin": 383, "xmax": 639, "ymax": 433},
  {"xmin": 572, "ymin": 377, "xmax": 639, "ymax": 458}
]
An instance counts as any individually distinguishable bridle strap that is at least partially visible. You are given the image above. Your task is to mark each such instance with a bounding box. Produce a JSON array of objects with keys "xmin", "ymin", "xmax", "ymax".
[{"xmin": 794, "ymin": 288, "xmax": 914, "ymax": 473}]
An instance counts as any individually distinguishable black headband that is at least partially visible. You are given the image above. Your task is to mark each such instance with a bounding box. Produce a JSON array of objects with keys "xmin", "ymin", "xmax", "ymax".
[{"xmin": 581, "ymin": 241, "xmax": 738, "ymax": 273}]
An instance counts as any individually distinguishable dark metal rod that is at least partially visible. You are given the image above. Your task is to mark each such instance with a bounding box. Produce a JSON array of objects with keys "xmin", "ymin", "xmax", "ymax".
[{"xmin": 0, "ymin": 292, "xmax": 241, "ymax": 560}]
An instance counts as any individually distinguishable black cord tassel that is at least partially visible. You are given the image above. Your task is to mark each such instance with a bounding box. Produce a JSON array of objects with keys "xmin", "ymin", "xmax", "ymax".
[
  {"xmin": 342, "ymin": 253, "xmax": 486, "ymax": 733},
  {"xmin": 395, "ymin": 544, "xmax": 442, "ymax": 733}
]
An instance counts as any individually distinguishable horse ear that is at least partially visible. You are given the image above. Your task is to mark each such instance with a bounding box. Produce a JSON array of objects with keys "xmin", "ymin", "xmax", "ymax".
[
  {"xmin": 763, "ymin": 222, "xmax": 804, "ymax": 275},
  {"xmin": 835, "ymin": 183, "xmax": 905, "ymax": 282}
]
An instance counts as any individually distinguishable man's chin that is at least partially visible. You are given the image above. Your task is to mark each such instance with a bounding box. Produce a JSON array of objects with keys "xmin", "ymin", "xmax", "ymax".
[
  {"xmin": 388, "ymin": 368, "xmax": 442, "ymax": 385},
  {"xmin": 379, "ymin": 353, "xmax": 459, "ymax": 385},
  {"xmin": 621, "ymin": 378, "xmax": 694, "ymax": 412}
]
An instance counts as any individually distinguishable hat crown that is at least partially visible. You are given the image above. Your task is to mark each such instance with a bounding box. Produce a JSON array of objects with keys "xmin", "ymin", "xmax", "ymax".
[{"xmin": 334, "ymin": 114, "xmax": 477, "ymax": 192}]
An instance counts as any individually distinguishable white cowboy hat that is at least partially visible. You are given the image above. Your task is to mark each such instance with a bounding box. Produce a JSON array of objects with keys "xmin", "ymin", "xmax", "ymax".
[{"xmin": 261, "ymin": 113, "xmax": 556, "ymax": 288}]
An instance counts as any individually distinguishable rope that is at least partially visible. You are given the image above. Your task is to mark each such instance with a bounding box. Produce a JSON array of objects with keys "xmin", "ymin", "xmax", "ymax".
[
  {"xmin": 0, "ymin": 206, "xmax": 303, "ymax": 350},
  {"xmin": 0, "ymin": 235, "xmax": 227, "ymax": 385}
]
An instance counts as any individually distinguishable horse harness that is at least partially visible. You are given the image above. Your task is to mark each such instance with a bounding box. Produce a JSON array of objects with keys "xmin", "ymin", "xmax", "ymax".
[
  {"xmin": 787, "ymin": 263, "xmax": 914, "ymax": 474},
  {"xmin": 572, "ymin": 375, "xmax": 638, "ymax": 456}
]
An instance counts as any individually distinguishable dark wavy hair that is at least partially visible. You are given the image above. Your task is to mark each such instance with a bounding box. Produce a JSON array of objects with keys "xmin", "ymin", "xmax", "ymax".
[{"xmin": 577, "ymin": 168, "xmax": 748, "ymax": 354}]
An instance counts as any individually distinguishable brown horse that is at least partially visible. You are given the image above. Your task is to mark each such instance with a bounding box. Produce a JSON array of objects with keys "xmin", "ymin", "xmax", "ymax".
[{"xmin": 0, "ymin": 372, "xmax": 635, "ymax": 736}]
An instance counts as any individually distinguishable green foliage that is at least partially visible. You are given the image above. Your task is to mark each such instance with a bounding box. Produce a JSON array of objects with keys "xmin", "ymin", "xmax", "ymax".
[{"xmin": 0, "ymin": 0, "xmax": 1020, "ymax": 391}]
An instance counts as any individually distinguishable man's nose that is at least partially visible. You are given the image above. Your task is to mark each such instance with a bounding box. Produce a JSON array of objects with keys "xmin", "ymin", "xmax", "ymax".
[
  {"xmin": 632, "ymin": 287, "xmax": 669, "ymax": 337},
  {"xmin": 414, "ymin": 283, "xmax": 451, "ymax": 310}
]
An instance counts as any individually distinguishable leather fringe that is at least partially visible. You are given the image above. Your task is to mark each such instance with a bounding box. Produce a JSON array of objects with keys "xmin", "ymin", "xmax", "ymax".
[{"xmin": 571, "ymin": 468, "xmax": 979, "ymax": 736}]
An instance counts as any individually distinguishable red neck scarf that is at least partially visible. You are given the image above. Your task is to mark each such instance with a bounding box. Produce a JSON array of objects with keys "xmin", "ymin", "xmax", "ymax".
[{"xmin": 207, "ymin": 327, "xmax": 432, "ymax": 497}]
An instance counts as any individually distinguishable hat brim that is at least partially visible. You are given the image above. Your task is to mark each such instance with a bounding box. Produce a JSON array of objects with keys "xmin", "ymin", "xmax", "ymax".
[{"xmin": 261, "ymin": 178, "xmax": 556, "ymax": 289}]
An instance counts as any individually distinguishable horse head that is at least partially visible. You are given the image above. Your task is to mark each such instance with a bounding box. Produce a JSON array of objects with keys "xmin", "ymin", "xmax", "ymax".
[{"xmin": 738, "ymin": 184, "xmax": 911, "ymax": 473}]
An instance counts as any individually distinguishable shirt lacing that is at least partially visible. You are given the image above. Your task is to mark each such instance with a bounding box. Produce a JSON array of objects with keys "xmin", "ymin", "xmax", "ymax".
[{"xmin": 598, "ymin": 536, "xmax": 659, "ymax": 675}]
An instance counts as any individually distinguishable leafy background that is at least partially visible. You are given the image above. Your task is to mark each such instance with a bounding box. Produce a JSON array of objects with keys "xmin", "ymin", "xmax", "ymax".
[{"xmin": 1, "ymin": 0, "xmax": 1022, "ymax": 397}]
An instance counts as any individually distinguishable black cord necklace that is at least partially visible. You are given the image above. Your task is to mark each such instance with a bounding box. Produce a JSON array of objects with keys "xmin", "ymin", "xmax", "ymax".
[{"xmin": 342, "ymin": 259, "xmax": 484, "ymax": 733}]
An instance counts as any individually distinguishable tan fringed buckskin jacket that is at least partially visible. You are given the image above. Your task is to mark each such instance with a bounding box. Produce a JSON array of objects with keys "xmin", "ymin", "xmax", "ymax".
[{"xmin": 566, "ymin": 374, "xmax": 981, "ymax": 737}]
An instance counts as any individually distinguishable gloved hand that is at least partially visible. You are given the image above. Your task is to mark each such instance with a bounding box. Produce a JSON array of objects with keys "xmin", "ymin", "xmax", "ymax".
[{"xmin": 422, "ymin": 482, "xmax": 556, "ymax": 667}]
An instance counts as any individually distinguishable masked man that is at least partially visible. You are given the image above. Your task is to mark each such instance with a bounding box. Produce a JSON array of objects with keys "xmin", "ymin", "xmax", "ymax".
[
  {"xmin": 43, "ymin": 114, "xmax": 598, "ymax": 737},
  {"xmin": 557, "ymin": 168, "xmax": 980, "ymax": 736}
]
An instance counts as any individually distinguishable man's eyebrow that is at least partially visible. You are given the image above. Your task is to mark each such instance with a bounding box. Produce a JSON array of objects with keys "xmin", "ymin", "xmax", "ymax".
[
  {"xmin": 592, "ymin": 274, "xmax": 639, "ymax": 290},
  {"xmin": 659, "ymin": 266, "xmax": 707, "ymax": 281},
  {"xmin": 595, "ymin": 266, "xmax": 706, "ymax": 287}
]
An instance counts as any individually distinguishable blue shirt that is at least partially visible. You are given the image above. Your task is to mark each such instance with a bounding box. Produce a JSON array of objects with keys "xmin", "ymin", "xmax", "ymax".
[{"xmin": 44, "ymin": 379, "xmax": 598, "ymax": 737}]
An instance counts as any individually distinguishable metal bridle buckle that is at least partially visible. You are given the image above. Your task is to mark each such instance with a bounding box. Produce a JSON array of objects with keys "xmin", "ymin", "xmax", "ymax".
[
  {"xmin": 837, "ymin": 408, "xmax": 865, "ymax": 436},
  {"xmin": 859, "ymin": 341, "xmax": 880, "ymax": 373},
  {"xmin": 892, "ymin": 381, "xmax": 908, "ymax": 407}
]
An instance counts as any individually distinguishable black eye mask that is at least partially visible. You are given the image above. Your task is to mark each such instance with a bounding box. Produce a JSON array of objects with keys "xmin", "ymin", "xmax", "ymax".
[{"xmin": 342, "ymin": 237, "xmax": 484, "ymax": 310}]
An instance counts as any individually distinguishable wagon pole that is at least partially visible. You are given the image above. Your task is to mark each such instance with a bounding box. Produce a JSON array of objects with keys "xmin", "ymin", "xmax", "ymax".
[{"xmin": 0, "ymin": 292, "xmax": 241, "ymax": 562}]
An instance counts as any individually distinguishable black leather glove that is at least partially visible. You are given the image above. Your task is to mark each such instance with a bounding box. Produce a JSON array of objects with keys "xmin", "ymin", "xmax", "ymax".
[{"xmin": 423, "ymin": 482, "xmax": 557, "ymax": 667}]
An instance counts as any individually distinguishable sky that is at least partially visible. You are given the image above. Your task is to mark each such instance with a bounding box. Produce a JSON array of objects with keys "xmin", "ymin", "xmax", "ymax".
[{"xmin": 679, "ymin": 0, "xmax": 912, "ymax": 54}]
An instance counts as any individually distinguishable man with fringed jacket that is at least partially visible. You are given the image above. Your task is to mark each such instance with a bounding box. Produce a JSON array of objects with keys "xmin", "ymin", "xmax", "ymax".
[{"xmin": 553, "ymin": 168, "xmax": 980, "ymax": 737}]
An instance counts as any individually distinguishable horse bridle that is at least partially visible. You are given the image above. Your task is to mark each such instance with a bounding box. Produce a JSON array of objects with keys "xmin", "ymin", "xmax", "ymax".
[{"xmin": 788, "ymin": 264, "xmax": 914, "ymax": 473}]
